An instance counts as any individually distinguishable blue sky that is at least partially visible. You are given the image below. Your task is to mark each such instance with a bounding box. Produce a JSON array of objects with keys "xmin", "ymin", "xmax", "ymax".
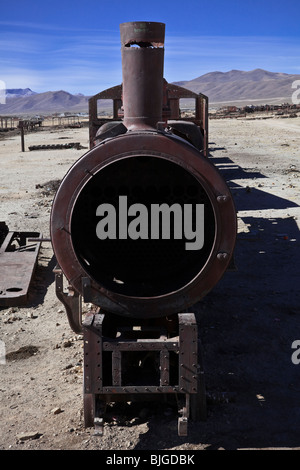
[{"xmin": 0, "ymin": 0, "xmax": 300, "ymax": 95}]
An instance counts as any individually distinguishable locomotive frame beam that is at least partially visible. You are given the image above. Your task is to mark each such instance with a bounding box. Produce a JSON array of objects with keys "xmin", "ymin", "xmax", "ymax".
[{"xmin": 82, "ymin": 311, "xmax": 206, "ymax": 436}]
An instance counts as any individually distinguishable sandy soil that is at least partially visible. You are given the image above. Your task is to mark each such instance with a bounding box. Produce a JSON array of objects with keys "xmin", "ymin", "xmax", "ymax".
[{"xmin": 0, "ymin": 115, "xmax": 299, "ymax": 451}]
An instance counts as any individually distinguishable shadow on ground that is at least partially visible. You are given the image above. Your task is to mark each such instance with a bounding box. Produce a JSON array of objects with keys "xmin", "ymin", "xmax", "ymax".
[{"xmin": 134, "ymin": 152, "xmax": 300, "ymax": 450}]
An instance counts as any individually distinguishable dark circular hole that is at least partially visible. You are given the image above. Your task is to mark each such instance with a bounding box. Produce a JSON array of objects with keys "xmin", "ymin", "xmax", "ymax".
[{"xmin": 71, "ymin": 156, "xmax": 215, "ymax": 297}]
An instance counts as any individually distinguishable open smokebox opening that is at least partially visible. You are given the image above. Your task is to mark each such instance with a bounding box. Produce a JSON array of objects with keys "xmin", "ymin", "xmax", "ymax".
[{"xmin": 71, "ymin": 156, "xmax": 215, "ymax": 297}]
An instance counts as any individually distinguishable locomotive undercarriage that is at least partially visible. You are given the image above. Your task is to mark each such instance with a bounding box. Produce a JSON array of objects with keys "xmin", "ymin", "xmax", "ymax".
[
  {"xmin": 55, "ymin": 267, "xmax": 206, "ymax": 436},
  {"xmin": 83, "ymin": 310, "xmax": 206, "ymax": 437}
]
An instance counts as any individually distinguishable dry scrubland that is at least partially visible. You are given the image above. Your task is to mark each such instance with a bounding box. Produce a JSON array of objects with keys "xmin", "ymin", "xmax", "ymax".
[{"xmin": 0, "ymin": 115, "xmax": 299, "ymax": 450}]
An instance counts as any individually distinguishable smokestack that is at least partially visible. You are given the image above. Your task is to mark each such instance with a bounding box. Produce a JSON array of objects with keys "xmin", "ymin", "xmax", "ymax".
[{"xmin": 120, "ymin": 21, "xmax": 165, "ymax": 130}]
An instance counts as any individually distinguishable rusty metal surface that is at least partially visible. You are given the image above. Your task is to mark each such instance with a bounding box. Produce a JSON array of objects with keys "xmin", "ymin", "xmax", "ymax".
[
  {"xmin": 88, "ymin": 84, "xmax": 208, "ymax": 148},
  {"xmin": 83, "ymin": 311, "xmax": 104, "ymax": 397},
  {"xmin": 50, "ymin": 14, "xmax": 236, "ymax": 368},
  {"xmin": 178, "ymin": 313, "xmax": 198, "ymax": 394},
  {"xmin": 88, "ymin": 84, "xmax": 122, "ymax": 148},
  {"xmin": 120, "ymin": 21, "xmax": 165, "ymax": 47},
  {"xmin": 0, "ymin": 223, "xmax": 41, "ymax": 306},
  {"xmin": 163, "ymin": 81, "xmax": 209, "ymax": 156},
  {"xmin": 120, "ymin": 21, "xmax": 165, "ymax": 131},
  {"xmin": 82, "ymin": 311, "xmax": 203, "ymax": 436},
  {"xmin": 54, "ymin": 265, "xmax": 82, "ymax": 333},
  {"xmin": 50, "ymin": 20, "xmax": 236, "ymax": 438},
  {"xmin": 88, "ymin": 80, "xmax": 208, "ymax": 151},
  {"xmin": 88, "ymin": 21, "xmax": 208, "ymax": 152},
  {"xmin": 29, "ymin": 143, "xmax": 81, "ymax": 151},
  {"xmin": 50, "ymin": 130, "xmax": 236, "ymax": 319}
]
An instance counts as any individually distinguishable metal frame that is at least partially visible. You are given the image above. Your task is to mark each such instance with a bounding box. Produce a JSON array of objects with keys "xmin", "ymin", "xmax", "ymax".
[
  {"xmin": 54, "ymin": 264, "xmax": 82, "ymax": 334},
  {"xmin": 88, "ymin": 81, "xmax": 208, "ymax": 156},
  {"xmin": 50, "ymin": 133, "xmax": 237, "ymax": 320},
  {"xmin": 82, "ymin": 311, "xmax": 206, "ymax": 436}
]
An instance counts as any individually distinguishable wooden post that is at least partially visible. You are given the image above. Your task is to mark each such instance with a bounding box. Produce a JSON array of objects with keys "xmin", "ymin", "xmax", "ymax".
[{"xmin": 19, "ymin": 120, "xmax": 25, "ymax": 152}]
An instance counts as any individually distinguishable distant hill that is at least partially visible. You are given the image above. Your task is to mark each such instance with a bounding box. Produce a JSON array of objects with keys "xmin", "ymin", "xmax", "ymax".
[
  {"xmin": 1, "ymin": 69, "xmax": 299, "ymax": 114},
  {"xmin": 0, "ymin": 90, "xmax": 89, "ymax": 115},
  {"xmin": 6, "ymin": 88, "xmax": 37, "ymax": 99},
  {"xmin": 174, "ymin": 69, "xmax": 300, "ymax": 105}
]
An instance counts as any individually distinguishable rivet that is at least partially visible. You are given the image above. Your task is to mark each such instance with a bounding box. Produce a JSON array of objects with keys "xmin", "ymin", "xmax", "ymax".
[
  {"xmin": 217, "ymin": 195, "xmax": 229, "ymax": 203},
  {"xmin": 217, "ymin": 252, "xmax": 229, "ymax": 261}
]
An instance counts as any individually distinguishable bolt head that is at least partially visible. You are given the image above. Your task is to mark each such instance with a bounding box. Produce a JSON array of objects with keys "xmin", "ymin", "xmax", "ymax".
[{"xmin": 217, "ymin": 252, "xmax": 229, "ymax": 261}]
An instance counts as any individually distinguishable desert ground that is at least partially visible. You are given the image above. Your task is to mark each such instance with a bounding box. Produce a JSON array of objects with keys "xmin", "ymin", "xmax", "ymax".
[{"xmin": 0, "ymin": 114, "xmax": 299, "ymax": 451}]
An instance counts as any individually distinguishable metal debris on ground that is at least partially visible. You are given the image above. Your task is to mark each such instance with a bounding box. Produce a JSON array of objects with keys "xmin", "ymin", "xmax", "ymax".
[
  {"xmin": 28, "ymin": 142, "xmax": 81, "ymax": 151},
  {"xmin": 0, "ymin": 222, "xmax": 42, "ymax": 306}
]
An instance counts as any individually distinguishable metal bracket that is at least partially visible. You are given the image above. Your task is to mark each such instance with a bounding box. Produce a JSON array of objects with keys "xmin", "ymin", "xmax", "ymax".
[{"xmin": 54, "ymin": 265, "xmax": 82, "ymax": 333}]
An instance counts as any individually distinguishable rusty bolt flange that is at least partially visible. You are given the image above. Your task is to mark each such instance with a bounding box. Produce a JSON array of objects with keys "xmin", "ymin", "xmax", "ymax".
[
  {"xmin": 217, "ymin": 195, "xmax": 229, "ymax": 203},
  {"xmin": 217, "ymin": 252, "xmax": 229, "ymax": 261}
]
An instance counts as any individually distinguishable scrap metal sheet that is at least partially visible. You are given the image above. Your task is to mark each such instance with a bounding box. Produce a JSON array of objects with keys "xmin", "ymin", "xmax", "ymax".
[{"xmin": 0, "ymin": 227, "xmax": 41, "ymax": 306}]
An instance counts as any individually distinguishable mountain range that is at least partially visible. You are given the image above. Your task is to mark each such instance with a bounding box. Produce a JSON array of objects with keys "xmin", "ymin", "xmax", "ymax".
[
  {"xmin": 173, "ymin": 69, "xmax": 300, "ymax": 105},
  {"xmin": 0, "ymin": 69, "xmax": 299, "ymax": 115},
  {"xmin": 6, "ymin": 88, "xmax": 37, "ymax": 99},
  {"xmin": 1, "ymin": 89, "xmax": 89, "ymax": 114}
]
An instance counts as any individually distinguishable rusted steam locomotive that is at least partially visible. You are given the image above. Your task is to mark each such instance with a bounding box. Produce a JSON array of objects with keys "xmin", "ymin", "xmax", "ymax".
[{"xmin": 50, "ymin": 22, "xmax": 237, "ymax": 436}]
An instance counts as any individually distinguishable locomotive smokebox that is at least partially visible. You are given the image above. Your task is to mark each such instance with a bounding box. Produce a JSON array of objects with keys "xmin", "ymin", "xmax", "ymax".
[{"xmin": 50, "ymin": 22, "xmax": 237, "ymax": 320}]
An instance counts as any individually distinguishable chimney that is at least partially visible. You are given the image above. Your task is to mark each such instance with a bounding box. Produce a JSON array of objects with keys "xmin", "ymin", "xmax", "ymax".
[{"xmin": 120, "ymin": 21, "xmax": 165, "ymax": 130}]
